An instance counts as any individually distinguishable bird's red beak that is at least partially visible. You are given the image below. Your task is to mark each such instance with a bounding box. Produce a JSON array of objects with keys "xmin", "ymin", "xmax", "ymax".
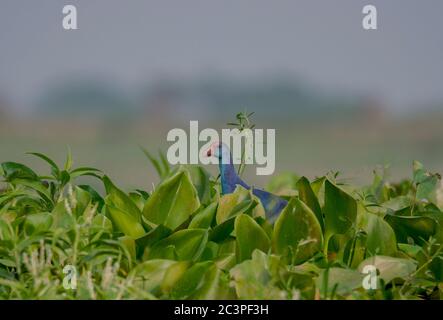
[{"xmin": 206, "ymin": 148, "xmax": 212, "ymax": 157}]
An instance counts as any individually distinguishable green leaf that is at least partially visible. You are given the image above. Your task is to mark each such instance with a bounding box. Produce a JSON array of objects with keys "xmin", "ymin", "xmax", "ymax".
[
  {"xmin": 135, "ymin": 224, "xmax": 172, "ymax": 259},
  {"xmin": 148, "ymin": 229, "xmax": 208, "ymax": 261},
  {"xmin": 51, "ymin": 201, "xmax": 75, "ymax": 230},
  {"xmin": 234, "ymin": 214, "xmax": 270, "ymax": 262},
  {"xmin": 358, "ymin": 255, "xmax": 417, "ymax": 284},
  {"xmin": 129, "ymin": 192, "xmax": 146, "ymax": 212},
  {"xmin": 324, "ymin": 179, "xmax": 357, "ymax": 252},
  {"xmin": 382, "ymin": 196, "xmax": 413, "ymax": 211},
  {"xmin": 317, "ymin": 268, "xmax": 363, "ymax": 298},
  {"xmin": 273, "ymin": 198, "xmax": 323, "ymax": 264},
  {"xmin": 143, "ymin": 170, "xmax": 200, "ymax": 230},
  {"xmin": 182, "ymin": 165, "xmax": 212, "ymax": 205},
  {"xmin": 59, "ymin": 170, "xmax": 70, "ymax": 186},
  {"xmin": 105, "ymin": 203, "xmax": 145, "ymax": 238},
  {"xmin": 78, "ymin": 184, "xmax": 104, "ymax": 211},
  {"xmin": 170, "ymin": 261, "xmax": 214, "ymax": 299},
  {"xmin": 161, "ymin": 261, "xmax": 191, "ymax": 294},
  {"xmin": 64, "ymin": 147, "xmax": 73, "ymax": 171},
  {"xmin": 141, "ymin": 147, "xmax": 170, "ymax": 179},
  {"xmin": 24, "ymin": 212, "xmax": 53, "ymax": 234},
  {"xmin": 385, "ymin": 214, "xmax": 438, "ymax": 245},
  {"xmin": 190, "ymin": 265, "xmax": 232, "ymax": 299},
  {"xmin": 230, "ymin": 250, "xmax": 288, "ymax": 299},
  {"xmin": 130, "ymin": 259, "xmax": 177, "ymax": 293},
  {"xmin": 216, "ymin": 185, "xmax": 263, "ymax": 224},
  {"xmin": 91, "ymin": 214, "xmax": 113, "ymax": 233},
  {"xmin": 1, "ymin": 162, "xmax": 39, "ymax": 181},
  {"xmin": 26, "ymin": 152, "xmax": 60, "ymax": 177},
  {"xmin": 311, "ymin": 176, "xmax": 326, "ymax": 197},
  {"xmin": 209, "ymin": 218, "xmax": 236, "ymax": 243},
  {"xmin": 103, "ymin": 176, "xmax": 142, "ymax": 220},
  {"xmin": 0, "ymin": 219, "xmax": 14, "ymax": 241},
  {"xmin": 74, "ymin": 186, "xmax": 91, "ymax": 216},
  {"xmin": 296, "ymin": 177, "xmax": 324, "ymax": 231},
  {"xmin": 12, "ymin": 179, "xmax": 53, "ymax": 206},
  {"xmin": 413, "ymin": 161, "xmax": 441, "ymax": 204},
  {"xmin": 189, "ymin": 202, "xmax": 217, "ymax": 229},
  {"xmin": 70, "ymin": 167, "xmax": 102, "ymax": 179},
  {"xmin": 361, "ymin": 211, "xmax": 397, "ymax": 257},
  {"xmin": 103, "ymin": 176, "xmax": 145, "ymax": 238}
]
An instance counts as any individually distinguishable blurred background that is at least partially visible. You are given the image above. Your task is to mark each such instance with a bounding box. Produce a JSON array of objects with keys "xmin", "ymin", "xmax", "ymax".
[{"xmin": 1, "ymin": 0, "xmax": 443, "ymax": 190}]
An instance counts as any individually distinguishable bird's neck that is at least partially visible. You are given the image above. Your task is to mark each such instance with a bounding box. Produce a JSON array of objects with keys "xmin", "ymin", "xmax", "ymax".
[{"xmin": 218, "ymin": 152, "xmax": 247, "ymax": 194}]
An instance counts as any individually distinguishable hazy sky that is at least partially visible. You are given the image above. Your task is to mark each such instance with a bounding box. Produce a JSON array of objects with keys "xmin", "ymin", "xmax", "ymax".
[{"xmin": 1, "ymin": 0, "xmax": 442, "ymax": 112}]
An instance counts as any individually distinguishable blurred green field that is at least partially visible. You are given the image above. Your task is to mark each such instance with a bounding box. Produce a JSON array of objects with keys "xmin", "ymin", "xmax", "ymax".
[{"xmin": 2, "ymin": 112, "xmax": 443, "ymax": 191}]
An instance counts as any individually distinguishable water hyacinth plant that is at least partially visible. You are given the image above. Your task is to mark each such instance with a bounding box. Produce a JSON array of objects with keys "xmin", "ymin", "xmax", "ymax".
[{"xmin": 0, "ymin": 149, "xmax": 442, "ymax": 300}]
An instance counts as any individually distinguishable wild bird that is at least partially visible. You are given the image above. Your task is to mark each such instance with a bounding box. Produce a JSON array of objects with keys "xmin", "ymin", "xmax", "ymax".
[{"xmin": 206, "ymin": 142, "xmax": 288, "ymax": 222}]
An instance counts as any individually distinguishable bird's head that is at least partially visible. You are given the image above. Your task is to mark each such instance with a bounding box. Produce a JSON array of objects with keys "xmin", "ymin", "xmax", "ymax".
[{"xmin": 206, "ymin": 141, "xmax": 230, "ymax": 161}]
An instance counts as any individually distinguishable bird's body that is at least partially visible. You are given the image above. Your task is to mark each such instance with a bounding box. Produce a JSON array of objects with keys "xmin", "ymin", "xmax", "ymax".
[{"xmin": 208, "ymin": 142, "xmax": 288, "ymax": 222}]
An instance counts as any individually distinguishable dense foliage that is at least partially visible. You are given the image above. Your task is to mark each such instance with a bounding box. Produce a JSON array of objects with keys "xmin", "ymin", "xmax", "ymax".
[{"xmin": 0, "ymin": 151, "xmax": 442, "ymax": 300}]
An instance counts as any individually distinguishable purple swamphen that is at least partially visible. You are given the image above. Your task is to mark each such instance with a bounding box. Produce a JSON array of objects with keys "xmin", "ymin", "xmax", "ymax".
[{"xmin": 206, "ymin": 142, "xmax": 287, "ymax": 222}]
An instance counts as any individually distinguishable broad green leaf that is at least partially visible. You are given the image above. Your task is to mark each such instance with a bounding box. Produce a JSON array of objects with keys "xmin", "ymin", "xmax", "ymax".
[
  {"xmin": 170, "ymin": 261, "xmax": 213, "ymax": 299},
  {"xmin": 161, "ymin": 261, "xmax": 191, "ymax": 294},
  {"xmin": 358, "ymin": 256, "xmax": 417, "ymax": 284},
  {"xmin": 51, "ymin": 201, "xmax": 75, "ymax": 230},
  {"xmin": 273, "ymin": 198, "xmax": 323, "ymax": 264},
  {"xmin": 422, "ymin": 211, "xmax": 443, "ymax": 244},
  {"xmin": 103, "ymin": 176, "xmax": 145, "ymax": 238},
  {"xmin": 230, "ymin": 250, "xmax": 289, "ymax": 299},
  {"xmin": 143, "ymin": 170, "xmax": 200, "ymax": 230},
  {"xmin": 200, "ymin": 241, "xmax": 219, "ymax": 261},
  {"xmin": 296, "ymin": 177, "xmax": 324, "ymax": 231},
  {"xmin": 311, "ymin": 176, "xmax": 326, "ymax": 197},
  {"xmin": 216, "ymin": 185, "xmax": 264, "ymax": 224},
  {"xmin": 398, "ymin": 243, "xmax": 422, "ymax": 258},
  {"xmin": 189, "ymin": 202, "xmax": 217, "ymax": 229},
  {"xmin": 209, "ymin": 218, "xmax": 236, "ymax": 242},
  {"xmin": 385, "ymin": 214, "xmax": 438, "ymax": 245},
  {"xmin": 103, "ymin": 176, "xmax": 141, "ymax": 220},
  {"xmin": 24, "ymin": 212, "xmax": 53, "ymax": 234},
  {"xmin": 360, "ymin": 211, "xmax": 397, "ymax": 257},
  {"xmin": 148, "ymin": 229, "xmax": 208, "ymax": 261},
  {"xmin": 130, "ymin": 259, "xmax": 177, "ymax": 293},
  {"xmin": 135, "ymin": 224, "xmax": 172, "ymax": 259},
  {"xmin": 413, "ymin": 161, "xmax": 441, "ymax": 205},
  {"xmin": 234, "ymin": 214, "xmax": 270, "ymax": 262},
  {"xmin": 382, "ymin": 196, "xmax": 413, "ymax": 211},
  {"xmin": 317, "ymin": 267, "xmax": 363, "ymax": 298},
  {"xmin": 119, "ymin": 236, "xmax": 137, "ymax": 262},
  {"xmin": 105, "ymin": 203, "xmax": 145, "ymax": 238},
  {"xmin": 182, "ymin": 165, "xmax": 212, "ymax": 205},
  {"xmin": 74, "ymin": 185, "xmax": 91, "ymax": 216},
  {"xmin": 191, "ymin": 265, "xmax": 232, "ymax": 299},
  {"xmin": 324, "ymin": 179, "xmax": 357, "ymax": 252}
]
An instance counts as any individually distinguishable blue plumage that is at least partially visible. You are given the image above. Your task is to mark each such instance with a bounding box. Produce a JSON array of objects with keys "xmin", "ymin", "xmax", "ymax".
[{"xmin": 208, "ymin": 142, "xmax": 288, "ymax": 222}]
